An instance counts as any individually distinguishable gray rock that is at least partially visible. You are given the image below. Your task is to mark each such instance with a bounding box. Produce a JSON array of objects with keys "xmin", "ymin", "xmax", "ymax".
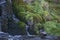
[{"xmin": 0, "ymin": 32, "xmax": 9, "ymax": 40}]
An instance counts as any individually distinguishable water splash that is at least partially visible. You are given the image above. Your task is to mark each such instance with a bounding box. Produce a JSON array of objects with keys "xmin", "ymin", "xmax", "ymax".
[
  {"xmin": 26, "ymin": 25, "xmax": 35, "ymax": 37},
  {"xmin": 8, "ymin": 35, "xmax": 14, "ymax": 40},
  {"xmin": 12, "ymin": 14, "xmax": 20, "ymax": 23},
  {"xmin": 26, "ymin": 25, "xmax": 30, "ymax": 35}
]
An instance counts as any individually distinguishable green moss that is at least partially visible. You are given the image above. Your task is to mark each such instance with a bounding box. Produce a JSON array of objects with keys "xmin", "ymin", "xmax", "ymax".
[
  {"xmin": 17, "ymin": 22, "xmax": 26, "ymax": 35},
  {"xmin": 44, "ymin": 21, "xmax": 60, "ymax": 36},
  {"xmin": 34, "ymin": 23, "xmax": 42, "ymax": 35}
]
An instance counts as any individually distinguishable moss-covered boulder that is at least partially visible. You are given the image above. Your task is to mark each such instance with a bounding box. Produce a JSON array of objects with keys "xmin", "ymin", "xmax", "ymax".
[
  {"xmin": 17, "ymin": 22, "xmax": 27, "ymax": 35},
  {"xmin": 12, "ymin": 0, "xmax": 60, "ymax": 35}
]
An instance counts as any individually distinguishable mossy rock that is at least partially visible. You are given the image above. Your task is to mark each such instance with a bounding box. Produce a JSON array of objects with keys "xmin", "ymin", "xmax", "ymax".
[
  {"xmin": 17, "ymin": 22, "xmax": 27, "ymax": 35},
  {"xmin": 12, "ymin": 0, "xmax": 60, "ymax": 35},
  {"xmin": 34, "ymin": 23, "xmax": 42, "ymax": 35},
  {"xmin": 28, "ymin": 23, "xmax": 42, "ymax": 35}
]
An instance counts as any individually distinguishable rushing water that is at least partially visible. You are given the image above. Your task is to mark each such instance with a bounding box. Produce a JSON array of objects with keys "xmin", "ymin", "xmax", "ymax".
[
  {"xmin": 12, "ymin": 14, "xmax": 20, "ymax": 23},
  {"xmin": 26, "ymin": 25, "xmax": 33, "ymax": 36}
]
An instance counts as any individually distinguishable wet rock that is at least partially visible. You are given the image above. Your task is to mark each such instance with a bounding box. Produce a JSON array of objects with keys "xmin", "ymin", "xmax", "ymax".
[
  {"xmin": 40, "ymin": 29, "xmax": 47, "ymax": 38},
  {"xmin": 7, "ymin": 35, "xmax": 60, "ymax": 40},
  {"xmin": 45, "ymin": 36, "xmax": 58, "ymax": 40},
  {"xmin": 0, "ymin": 32, "xmax": 9, "ymax": 40},
  {"xmin": 13, "ymin": 35, "xmax": 23, "ymax": 40},
  {"xmin": 56, "ymin": 36, "xmax": 60, "ymax": 40}
]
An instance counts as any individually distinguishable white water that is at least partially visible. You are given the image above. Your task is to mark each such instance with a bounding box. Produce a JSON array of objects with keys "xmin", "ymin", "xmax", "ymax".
[
  {"xmin": 8, "ymin": 35, "xmax": 22, "ymax": 40},
  {"xmin": 26, "ymin": 25, "xmax": 35, "ymax": 37},
  {"xmin": 8, "ymin": 35, "xmax": 14, "ymax": 40},
  {"xmin": 13, "ymin": 14, "xmax": 20, "ymax": 23},
  {"xmin": 26, "ymin": 25, "xmax": 31, "ymax": 36}
]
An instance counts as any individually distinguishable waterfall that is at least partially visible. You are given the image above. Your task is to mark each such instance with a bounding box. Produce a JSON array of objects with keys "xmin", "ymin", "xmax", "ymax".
[
  {"xmin": 26, "ymin": 25, "xmax": 35, "ymax": 37},
  {"xmin": 12, "ymin": 14, "xmax": 20, "ymax": 23},
  {"xmin": 26, "ymin": 25, "xmax": 31, "ymax": 36}
]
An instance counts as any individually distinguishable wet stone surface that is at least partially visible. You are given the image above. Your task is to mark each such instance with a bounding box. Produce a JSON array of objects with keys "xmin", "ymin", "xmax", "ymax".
[
  {"xmin": 0, "ymin": 32, "xmax": 9, "ymax": 40},
  {"xmin": 8, "ymin": 35, "xmax": 59, "ymax": 40}
]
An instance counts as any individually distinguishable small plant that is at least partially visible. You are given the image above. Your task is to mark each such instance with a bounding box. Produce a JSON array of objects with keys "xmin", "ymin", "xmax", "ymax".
[{"xmin": 44, "ymin": 21, "xmax": 60, "ymax": 36}]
